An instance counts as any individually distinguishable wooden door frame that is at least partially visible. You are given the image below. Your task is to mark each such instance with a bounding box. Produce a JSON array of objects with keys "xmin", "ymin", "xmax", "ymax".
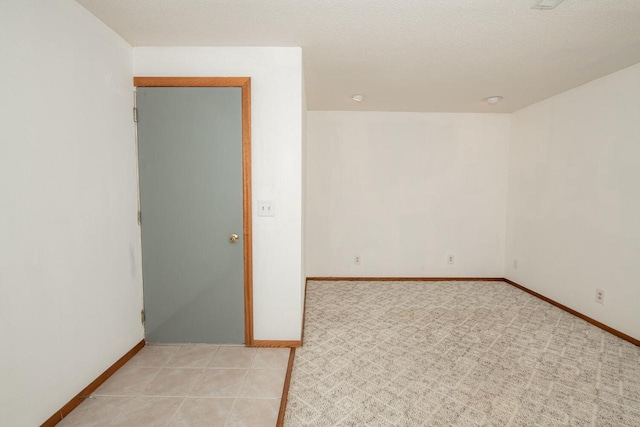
[{"xmin": 134, "ymin": 77, "xmax": 254, "ymax": 346}]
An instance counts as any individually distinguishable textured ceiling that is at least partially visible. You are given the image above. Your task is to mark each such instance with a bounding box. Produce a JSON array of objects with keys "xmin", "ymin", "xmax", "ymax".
[{"xmin": 76, "ymin": 0, "xmax": 640, "ymax": 113}]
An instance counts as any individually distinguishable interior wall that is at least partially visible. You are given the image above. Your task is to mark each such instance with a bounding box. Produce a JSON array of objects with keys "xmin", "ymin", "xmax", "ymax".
[
  {"xmin": 306, "ymin": 111, "xmax": 510, "ymax": 277},
  {"xmin": 506, "ymin": 62, "xmax": 640, "ymax": 340},
  {"xmin": 0, "ymin": 1, "xmax": 141, "ymax": 425},
  {"xmin": 133, "ymin": 47, "xmax": 304, "ymax": 341}
]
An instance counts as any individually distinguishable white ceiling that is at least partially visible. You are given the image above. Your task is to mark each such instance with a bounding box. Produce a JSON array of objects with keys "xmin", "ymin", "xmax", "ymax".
[{"xmin": 76, "ymin": 0, "xmax": 640, "ymax": 113}]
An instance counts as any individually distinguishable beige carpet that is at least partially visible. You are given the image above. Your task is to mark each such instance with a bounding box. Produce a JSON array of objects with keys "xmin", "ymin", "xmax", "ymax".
[{"xmin": 284, "ymin": 280, "xmax": 640, "ymax": 426}]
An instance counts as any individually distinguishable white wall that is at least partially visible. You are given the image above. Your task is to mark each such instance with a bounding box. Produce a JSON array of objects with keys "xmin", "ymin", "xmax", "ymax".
[
  {"xmin": 306, "ymin": 112, "xmax": 510, "ymax": 277},
  {"xmin": 0, "ymin": 1, "xmax": 141, "ymax": 425},
  {"xmin": 506, "ymin": 63, "xmax": 640, "ymax": 340},
  {"xmin": 134, "ymin": 47, "xmax": 304, "ymax": 341}
]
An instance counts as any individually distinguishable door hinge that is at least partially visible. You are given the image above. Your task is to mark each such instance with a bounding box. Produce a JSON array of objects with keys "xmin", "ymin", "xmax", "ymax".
[
  {"xmin": 141, "ymin": 309, "xmax": 145, "ymax": 325},
  {"xmin": 137, "ymin": 211, "xmax": 141, "ymax": 225},
  {"xmin": 133, "ymin": 106, "xmax": 138, "ymax": 123}
]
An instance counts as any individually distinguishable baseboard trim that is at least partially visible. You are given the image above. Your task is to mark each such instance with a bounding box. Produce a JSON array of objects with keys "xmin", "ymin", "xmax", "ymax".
[
  {"xmin": 276, "ymin": 348, "xmax": 296, "ymax": 427},
  {"xmin": 307, "ymin": 277, "xmax": 504, "ymax": 282},
  {"xmin": 251, "ymin": 340, "xmax": 302, "ymax": 348},
  {"xmin": 503, "ymin": 278, "xmax": 639, "ymax": 347},
  {"xmin": 41, "ymin": 339, "xmax": 145, "ymax": 427}
]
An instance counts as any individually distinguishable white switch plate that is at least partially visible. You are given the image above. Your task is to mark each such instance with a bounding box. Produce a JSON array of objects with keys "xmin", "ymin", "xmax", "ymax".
[{"xmin": 257, "ymin": 200, "xmax": 275, "ymax": 217}]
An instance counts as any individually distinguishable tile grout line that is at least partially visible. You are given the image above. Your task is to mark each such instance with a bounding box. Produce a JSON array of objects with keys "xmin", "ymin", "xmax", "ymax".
[
  {"xmin": 146, "ymin": 344, "xmax": 181, "ymax": 392},
  {"xmin": 144, "ymin": 344, "xmax": 218, "ymax": 403},
  {"xmin": 224, "ymin": 348, "xmax": 257, "ymax": 427},
  {"xmin": 152, "ymin": 344, "xmax": 184, "ymax": 427},
  {"xmin": 105, "ymin": 344, "xmax": 195, "ymax": 427},
  {"xmin": 93, "ymin": 393, "xmax": 285, "ymax": 400},
  {"xmin": 164, "ymin": 396, "xmax": 188, "ymax": 427},
  {"xmin": 162, "ymin": 345, "xmax": 220, "ymax": 426},
  {"xmin": 223, "ymin": 396, "xmax": 239, "ymax": 427},
  {"xmin": 237, "ymin": 348, "xmax": 257, "ymax": 398}
]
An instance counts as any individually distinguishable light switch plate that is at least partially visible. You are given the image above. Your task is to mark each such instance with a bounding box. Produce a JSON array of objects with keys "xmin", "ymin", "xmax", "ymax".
[{"xmin": 257, "ymin": 200, "xmax": 275, "ymax": 217}]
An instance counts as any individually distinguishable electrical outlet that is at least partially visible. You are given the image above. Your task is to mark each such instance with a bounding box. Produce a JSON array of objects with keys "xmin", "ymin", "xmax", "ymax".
[
  {"xmin": 513, "ymin": 259, "xmax": 518, "ymax": 269},
  {"xmin": 354, "ymin": 255, "xmax": 361, "ymax": 265},
  {"xmin": 257, "ymin": 200, "xmax": 275, "ymax": 217},
  {"xmin": 595, "ymin": 288, "xmax": 604, "ymax": 304},
  {"xmin": 447, "ymin": 254, "xmax": 455, "ymax": 265}
]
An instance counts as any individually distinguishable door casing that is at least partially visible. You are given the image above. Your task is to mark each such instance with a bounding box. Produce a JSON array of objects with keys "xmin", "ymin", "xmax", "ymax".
[{"xmin": 134, "ymin": 76, "xmax": 254, "ymax": 346}]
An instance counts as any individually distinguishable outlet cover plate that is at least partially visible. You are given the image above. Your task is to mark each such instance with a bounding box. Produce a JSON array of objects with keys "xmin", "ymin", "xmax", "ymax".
[{"xmin": 257, "ymin": 200, "xmax": 275, "ymax": 217}]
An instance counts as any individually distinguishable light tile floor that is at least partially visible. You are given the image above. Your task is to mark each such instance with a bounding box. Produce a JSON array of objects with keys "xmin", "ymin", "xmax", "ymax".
[{"xmin": 60, "ymin": 344, "xmax": 290, "ymax": 427}]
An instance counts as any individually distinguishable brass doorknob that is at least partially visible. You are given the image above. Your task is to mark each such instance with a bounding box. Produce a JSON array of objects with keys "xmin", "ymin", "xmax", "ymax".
[{"xmin": 229, "ymin": 234, "xmax": 239, "ymax": 243}]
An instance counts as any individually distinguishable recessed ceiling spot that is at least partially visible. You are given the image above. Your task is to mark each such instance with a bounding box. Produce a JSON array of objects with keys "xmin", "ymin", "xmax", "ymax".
[
  {"xmin": 483, "ymin": 96, "xmax": 503, "ymax": 105},
  {"xmin": 532, "ymin": 0, "xmax": 565, "ymax": 10},
  {"xmin": 351, "ymin": 94, "xmax": 365, "ymax": 102}
]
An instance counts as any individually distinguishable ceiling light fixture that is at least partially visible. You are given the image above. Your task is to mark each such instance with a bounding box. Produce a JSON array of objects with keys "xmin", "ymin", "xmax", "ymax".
[
  {"xmin": 531, "ymin": 0, "xmax": 565, "ymax": 10},
  {"xmin": 483, "ymin": 96, "xmax": 503, "ymax": 105},
  {"xmin": 351, "ymin": 94, "xmax": 365, "ymax": 102}
]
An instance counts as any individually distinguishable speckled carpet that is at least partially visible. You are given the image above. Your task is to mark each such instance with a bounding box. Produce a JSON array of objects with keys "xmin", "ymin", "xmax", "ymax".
[{"xmin": 284, "ymin": 280, "xmax": 640, "ymax": 426}]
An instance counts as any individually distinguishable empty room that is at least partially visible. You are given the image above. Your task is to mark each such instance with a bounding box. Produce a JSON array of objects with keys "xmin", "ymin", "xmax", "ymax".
[{"xmin": 1, "ymin": 0, "xmax": 639, "ymax": 426}]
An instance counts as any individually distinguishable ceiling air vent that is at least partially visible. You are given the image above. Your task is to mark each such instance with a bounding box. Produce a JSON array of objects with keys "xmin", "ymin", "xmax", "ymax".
[{"xmin": 532, "ymin": 0, "xmax": 565, "ymax": 10}]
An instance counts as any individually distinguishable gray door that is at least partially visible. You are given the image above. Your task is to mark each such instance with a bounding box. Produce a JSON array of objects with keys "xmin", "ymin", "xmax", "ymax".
[{"xmin": 137, "ymin": 87, "xmax": 244, "ymax": 344}]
